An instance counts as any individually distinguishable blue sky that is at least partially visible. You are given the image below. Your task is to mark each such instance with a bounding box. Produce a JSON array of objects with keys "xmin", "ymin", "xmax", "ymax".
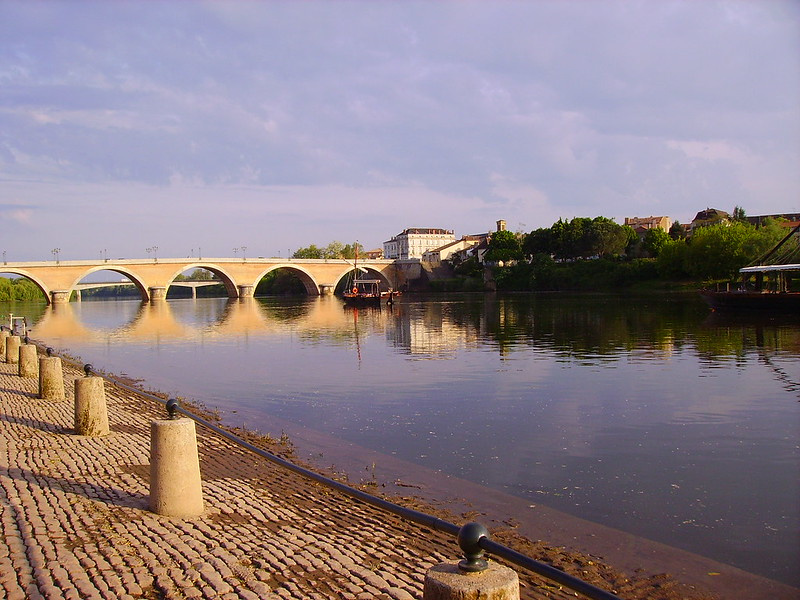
[{"xmin": 1, "ymin": 0, "xmax": 798, "ymax": 261}]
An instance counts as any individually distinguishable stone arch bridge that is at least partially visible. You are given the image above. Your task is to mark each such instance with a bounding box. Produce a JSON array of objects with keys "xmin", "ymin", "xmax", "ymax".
[{"xmin": 0, "ymin": 257, "xmax": 421, "ymax": 304}]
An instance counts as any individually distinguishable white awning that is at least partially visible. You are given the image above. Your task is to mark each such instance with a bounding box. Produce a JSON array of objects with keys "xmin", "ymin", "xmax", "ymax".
[{"xmin": 740, "ymin": 264, "xmax": 800, "ymax": 273}]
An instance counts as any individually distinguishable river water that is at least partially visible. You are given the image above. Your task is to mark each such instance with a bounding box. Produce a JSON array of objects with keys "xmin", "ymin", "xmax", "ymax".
[{"xmin": 6, "ymin": 292, "xmax": 799, "ymax": 586}]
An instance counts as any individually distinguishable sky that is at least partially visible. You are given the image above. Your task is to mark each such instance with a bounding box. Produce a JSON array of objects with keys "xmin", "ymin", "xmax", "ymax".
[{"xmin": 1, "ymin": 0, "xmax": 799, "ymax": 261}]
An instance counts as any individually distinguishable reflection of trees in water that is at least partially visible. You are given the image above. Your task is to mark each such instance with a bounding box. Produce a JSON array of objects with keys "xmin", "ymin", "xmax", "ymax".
[
  {"xmin": 695, "ymin": 313, "xmax": 800, "ymax": 358},
  {"xmin": 255, "ymin": 297, "xmax": 316, "ymax": 322},
  {"xmin": 758, "ymin": 351, "xmax": 800, "ymax": 399},
  {"xmin": 695, "ymin": 312, "xmax": 800, "ymax": 398},
  {"xmin": 472, "ymin": 293, "xmax": 707, "ymax": 358},
  {"xmin": 0, "ymin": 300, "xmax": 48, "ymax": 327}
]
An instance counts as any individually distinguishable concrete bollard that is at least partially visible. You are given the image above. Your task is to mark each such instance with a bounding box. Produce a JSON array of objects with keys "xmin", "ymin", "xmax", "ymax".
[
  {"xmin": 18, "ymin": 344, "xmax": 39, "ymax": 378},
  {"xmin": 0, "ymin": 330, "xmax": 8, "ymax": 358},
  {"xmin": 39, "ymin": 356, "xmax": 65, "ymax": 401},
  {"xmin": 74, "ymin": 376, "xmax": 109, "ymax": 436},
  {"xmin": 5, "ymin": 335, "xmax": 20, "ymax": 364},
  {"xmin": 423, "ymin": 562, "xmax": 519, "ymax": 600},
  {"xmin": 149, "ymin": 418, "xmax": 204, "ymax": 518}
]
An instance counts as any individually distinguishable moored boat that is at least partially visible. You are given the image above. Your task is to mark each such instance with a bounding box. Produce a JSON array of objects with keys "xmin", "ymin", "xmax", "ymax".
[
  {"xmin": 699, "ymin": 288, "xmax": 800, "ymax": 311},
  {"xmin": 700, "ymin": 224, "xmax": 800, "ymax": 312},
  {"xmin": 341, "ymin": 244, "xmax": 400, "ymax": 306},
  {"xmin": 343, "ymin": 278, "xmax": 383, "ymax": 306}
]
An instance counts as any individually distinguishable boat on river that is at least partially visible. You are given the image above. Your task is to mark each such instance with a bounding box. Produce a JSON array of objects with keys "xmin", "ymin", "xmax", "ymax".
[
  {"xmin": 343, "ymin": 278, "xmax": 383, "ymax": 306},
  {"xmin": 700, "ymin": 223, "xmax": 800, "ymax": 312},
  {"xmin": 341, "ymin": 247, "xmax": 399, "ymax": 306},
  {"xmin": 342, "ymin": 279, "xmax": 399, "ymax": 306}
]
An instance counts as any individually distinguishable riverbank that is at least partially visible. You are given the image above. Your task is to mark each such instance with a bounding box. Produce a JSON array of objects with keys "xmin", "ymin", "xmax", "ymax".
[{"xmin": 0, "ymin": 357, "xmax": 793, "ymax": 599}]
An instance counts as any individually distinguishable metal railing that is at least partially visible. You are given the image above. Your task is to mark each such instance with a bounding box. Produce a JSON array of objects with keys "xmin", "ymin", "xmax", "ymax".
[{"xmin": 22, "ymin": 339, "xmax": 623, "ymax": 600}]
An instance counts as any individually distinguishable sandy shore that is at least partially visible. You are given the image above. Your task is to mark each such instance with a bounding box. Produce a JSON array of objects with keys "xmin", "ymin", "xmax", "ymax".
[{"xmin": 0, "ymin": 357, "xmax": 795, "ymax": 599}]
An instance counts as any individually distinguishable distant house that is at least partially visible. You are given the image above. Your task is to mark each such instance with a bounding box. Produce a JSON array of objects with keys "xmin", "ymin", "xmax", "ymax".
[
  {"xmin": 691, "ymin": 208, "xmax": 731, "ymax": 232},
  {"xmin": 422, "ymin": 234, "xmax": 488, "ymax": 264},
  {"xmin": 624, "ymin": 216, "xmax": 671, "ymax": 232},
  {"xmin": 383, "ymin": 228, "xmax": 455, "ymax": 260},
  {"xmin": 363, "ymin": 248, "xmax": 384, "ymax": 259},
  {"xmin": 624, "ymin": 216, "xmax": 671, "ymax": 239},
  {"xmin": 443, "ymin": 220, "xmax": 507, "ymax": 264},
  {"xmin": 745, "ymin": 213, "xmax": 800, "ymax": 229}
]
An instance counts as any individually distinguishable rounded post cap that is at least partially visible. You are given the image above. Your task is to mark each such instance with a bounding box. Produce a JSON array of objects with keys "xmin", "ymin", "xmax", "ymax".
[
  {"xmin": 458, "ymin": 522, "xmax": 490, "ymax": 572},
  {"xmin": 166, "ymin": 398, "xmax": 180, "ymax": 419}
]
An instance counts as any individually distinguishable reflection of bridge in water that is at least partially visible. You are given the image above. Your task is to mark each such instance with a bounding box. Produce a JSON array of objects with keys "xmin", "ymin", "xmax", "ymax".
[
  {"xmin": 74, "ymin": 280, "xmax": 222, "ymax": 300},
  {"xmin": 0, "ymin": 257, "xmax": 421, "ymax": 304},
  {"xmin": 30, "ymin": 297, "xmax": 395, "ymax": 343}
]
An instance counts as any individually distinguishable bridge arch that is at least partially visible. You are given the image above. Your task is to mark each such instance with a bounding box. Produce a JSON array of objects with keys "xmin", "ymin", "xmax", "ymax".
[
  {"xmin": 0, "ymin": 268, "xmax": 51, "ymax": 302},
  {"xmin": 164, "ymin": 263, "xmax": 238, "ymax": 298},
  {"xmin": 252, "ymin": 264, "xmax": 320, "ymax": 296},
  {"xmin": 70, "ymin": 266, "xmax": 150, "ymax": 302},
  {"xmin": 332, "ymin": 266, "xmax": 392, "ymax": 293}
]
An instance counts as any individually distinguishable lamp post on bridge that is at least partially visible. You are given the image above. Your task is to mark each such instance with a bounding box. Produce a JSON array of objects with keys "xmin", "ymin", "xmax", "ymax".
[
  {"xmin": 146, "ymin": 246, "xmax": 159, "ymax": 263},
  {"xmin": 51, "ymin": 248, "xmax": 61, "ymax": 265}
]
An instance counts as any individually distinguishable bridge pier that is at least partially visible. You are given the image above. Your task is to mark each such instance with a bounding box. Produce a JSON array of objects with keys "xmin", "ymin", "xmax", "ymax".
[
  {"xmin": 50, "ymin": 290, "xmax": 71, "ymax": 304},
  {"xmin": 319, "ymin": 284, "xmax": 335, "ymax": 295},
  {"xmin": 238, "ymin": 284, "xmax": 254, "ymax": 298},
  {"xmin": 149, "ymin": 287, "xmax": 167, "ymax": 302}
]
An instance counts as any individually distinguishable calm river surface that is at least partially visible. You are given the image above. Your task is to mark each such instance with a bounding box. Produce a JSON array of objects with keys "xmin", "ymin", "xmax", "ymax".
[{"xmin": 7, "ymin": 293, "xmax": 799, "ymax": 586}]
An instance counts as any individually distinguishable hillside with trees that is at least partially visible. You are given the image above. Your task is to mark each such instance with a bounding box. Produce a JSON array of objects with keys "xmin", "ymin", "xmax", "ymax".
[{"xmin": 454, "ymin": 211, "xmax": 791, "ymax": 292}]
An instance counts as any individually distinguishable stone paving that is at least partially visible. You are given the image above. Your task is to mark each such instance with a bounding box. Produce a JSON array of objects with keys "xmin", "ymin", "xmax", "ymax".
[{"xmin": 1, "ymin": 357, "xmax": 605, "ymax": 600}]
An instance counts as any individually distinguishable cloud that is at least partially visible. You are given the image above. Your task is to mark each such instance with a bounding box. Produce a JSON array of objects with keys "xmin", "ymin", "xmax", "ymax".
[
  {"xmin": 0, "ymin": 203, "xmax": 35, "ymax": 224},
  {"xmin": 0, "ymin": 0, "xmax": 798, "ymax": 261}
]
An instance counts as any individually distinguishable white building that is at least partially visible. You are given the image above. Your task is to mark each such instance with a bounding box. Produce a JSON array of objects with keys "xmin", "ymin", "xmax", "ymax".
[
  {"xmin": 421, "ymin": 234, "xmax": 489, "ymax": 264},
  {"xmin": 383, "ymin": 228, "xmax": 455, "ymax": 260}
]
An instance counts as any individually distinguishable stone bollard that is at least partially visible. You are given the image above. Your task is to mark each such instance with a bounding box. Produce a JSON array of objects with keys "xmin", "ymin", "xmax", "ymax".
[
  {"xmin": 423, "ymin": 562, "xmax": 519, "ymax": 600},
  {"xmin": 0, "ymin": 329, "xmax": 8, "ymax": 359},
  {"xmin": 5, "ymin": 335, "xmax": 20, "ymax": 364},
  {"xmin": 39, "ymin": 355, "xmax": 65, "ymax": 401},
  {"xmin": 149, "ymin": 415, "xmax": 204, "ymax": 517},
  {"xmin": 74, "ymin": 375, "xmax": 109, "ymax": 436},
  {"xmin": 18, "ymin": 344, "xmax": 39, "ymax": 378},
  {"xmin": 423, "ymin": 523, "xmax": 520, "ymax": 600}
]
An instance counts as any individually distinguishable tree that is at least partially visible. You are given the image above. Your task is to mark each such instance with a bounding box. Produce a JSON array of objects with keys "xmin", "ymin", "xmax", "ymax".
[
  {"xmin": 656, "ymin": 239, "xmax": 690, "ymax": 278},
  {"xmin": 292, "ymin": 244, "xmax": 324, "ymax": 259},
  {"xmin": 485, "ymin": 230, "xmax": 523, "ymax": 263},
  {"xmin": 685, "ymin": 220, "xmax": 784, "ymax": 280},
  {"xmin": 292, "ymin": 241, "xmax": 364, "ymax": 260},
  {"xmin": 732, "ymin": 205, "xmax": 747, "ymax": 222},
  {"xmin": 588, "ymin": 217, "xmax": 629, "ymax": 258},
  {"xmin": 0, "ymin": 277, "xmax": 46, "ymax": 301},
  {"xmin": 642, "ymin": 228, "xmax": 671, "ymax": 258},
  {"xmin": 174, "ymin": 268, "xmax": 217, "ymax": 281},
  {"xmin": 669, "ymin": 221, "xmax": 686, "ymax": 240},
  {"xmin": 523, "ymin": 227, "xmax": 554, "ymax": 258}
]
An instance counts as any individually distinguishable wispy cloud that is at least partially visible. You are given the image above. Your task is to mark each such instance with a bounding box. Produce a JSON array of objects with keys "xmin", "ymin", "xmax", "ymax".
[{"xmin": 0, "ymin": 0, "xmax": 797, "ymax": 260}]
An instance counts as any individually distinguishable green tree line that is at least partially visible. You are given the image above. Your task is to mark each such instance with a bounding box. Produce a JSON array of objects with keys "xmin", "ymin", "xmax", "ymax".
[
  {"xmin": 455, "ymin": 213, "xmax": 791, "ymax": 292},
  {"xmin": 292, "ymin": 241, "xmax": 364, "ymax": 260},
  {"xmin": 0, "ymin": 277, "xmax": 45, "ymax": 301}
]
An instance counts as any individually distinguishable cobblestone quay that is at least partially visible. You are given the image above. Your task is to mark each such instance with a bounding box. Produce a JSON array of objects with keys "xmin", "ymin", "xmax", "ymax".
[{"xmin": 0, "ymin": 358, "xmax": 742, "ymax": 600}]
